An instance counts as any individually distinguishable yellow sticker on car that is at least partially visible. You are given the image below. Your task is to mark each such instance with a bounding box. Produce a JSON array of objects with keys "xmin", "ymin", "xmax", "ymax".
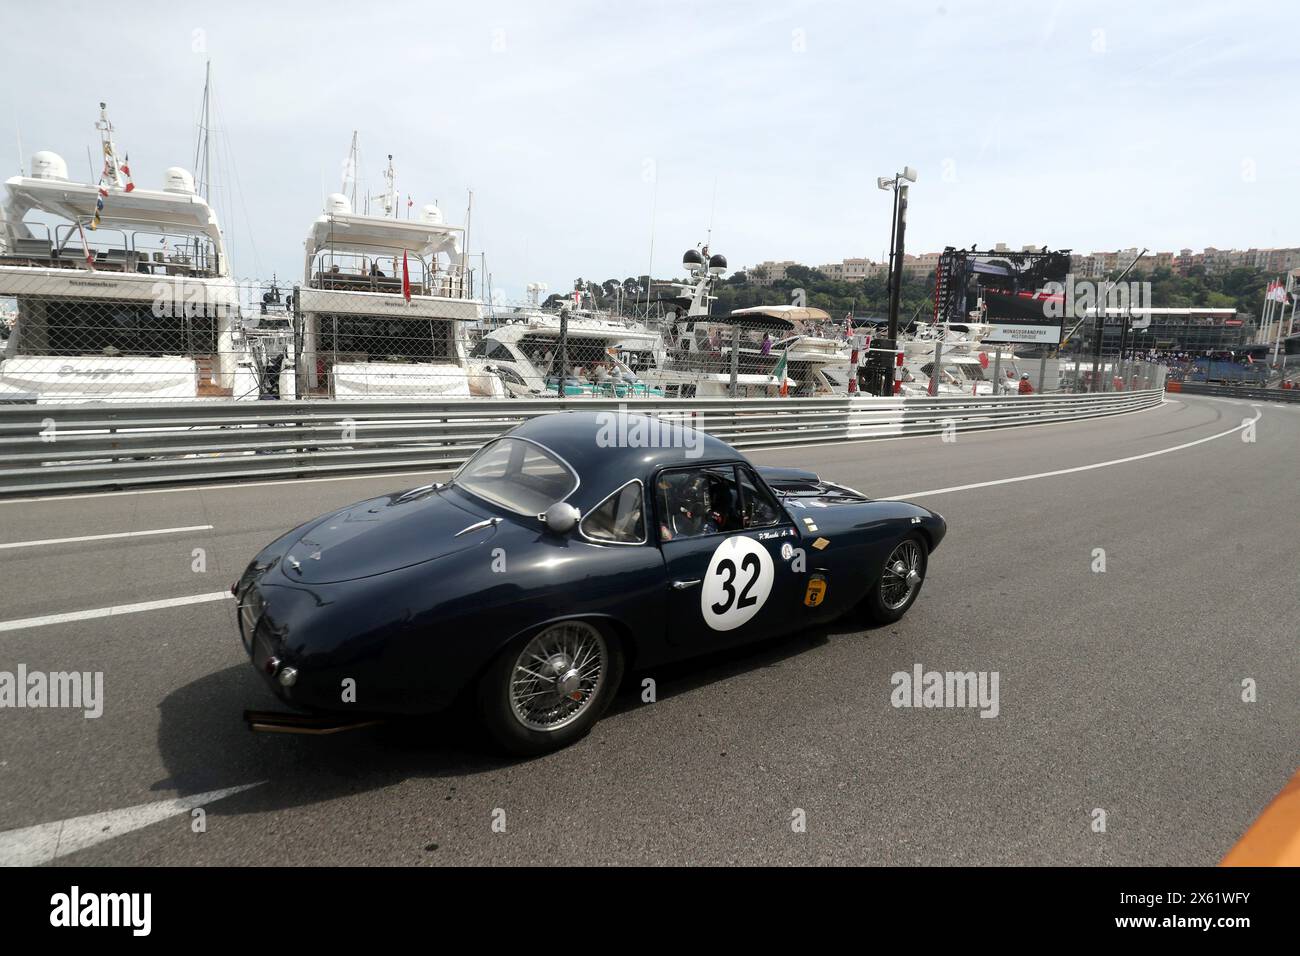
[{"xmin": 804, "ymin": 575, "xmax": 827, "ymax": 607}]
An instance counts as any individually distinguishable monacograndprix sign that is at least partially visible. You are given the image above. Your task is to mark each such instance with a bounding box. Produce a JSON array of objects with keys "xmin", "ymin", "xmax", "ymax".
[{"xmin": 982, "ymin": 318, "xmax": 1063, "ymax": 345}]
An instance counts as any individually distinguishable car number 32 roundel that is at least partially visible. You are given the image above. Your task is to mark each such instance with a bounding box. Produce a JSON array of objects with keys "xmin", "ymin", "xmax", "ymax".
[{"xmin": 701, "ymin": 536, "xmax": 775, "ymax": 631}]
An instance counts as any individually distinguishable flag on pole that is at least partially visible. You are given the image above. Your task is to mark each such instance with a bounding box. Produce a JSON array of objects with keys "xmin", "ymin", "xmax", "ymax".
[
  {"xmin": 74, "ymin": 218, "xmax": 95, "ymax": 270},
  {"xmin": 401, "ymin": 250, "xmax": 411, "ymax": 303},
  {"xmin": 773, "ymin": 351, "xmax": 789, "ymax": 397}
]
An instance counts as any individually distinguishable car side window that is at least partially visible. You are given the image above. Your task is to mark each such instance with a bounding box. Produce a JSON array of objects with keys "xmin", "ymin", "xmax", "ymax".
[
  {"xmin": 738, "ymin": 467, "xmax": 784, "ymax": 529},
  {"xmin": 655, "ymin": 466, "xmax": 742, "ymax": 541},
  {"xmin": 581, "ymin": 481, "xmax": 645, "ymax": 544}
]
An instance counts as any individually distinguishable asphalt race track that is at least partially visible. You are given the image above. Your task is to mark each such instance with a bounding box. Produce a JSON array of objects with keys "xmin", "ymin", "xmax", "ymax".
[{"xmin": 1, "ymin": 392, "xmax": 1296, "ymax": 866}]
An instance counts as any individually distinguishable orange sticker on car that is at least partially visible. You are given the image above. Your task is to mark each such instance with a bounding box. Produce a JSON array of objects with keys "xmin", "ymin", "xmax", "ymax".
[{"xmin": 804, "ymin": 575, "xmax": 827, "ymax": 607}]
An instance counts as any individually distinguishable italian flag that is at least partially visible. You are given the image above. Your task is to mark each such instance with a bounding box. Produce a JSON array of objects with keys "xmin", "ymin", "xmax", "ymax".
[{"xmin": 773, "ymin": 351, "xmax": 789, "ymax": 397}]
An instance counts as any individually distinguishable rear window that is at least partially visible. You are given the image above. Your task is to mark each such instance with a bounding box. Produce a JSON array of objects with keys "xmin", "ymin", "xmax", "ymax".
[{"xmin": 453, "ymin": 438, "xmax": 577, "ymax": 516}]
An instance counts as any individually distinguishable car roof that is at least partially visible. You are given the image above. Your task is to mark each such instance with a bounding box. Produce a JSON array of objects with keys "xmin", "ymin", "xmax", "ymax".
[{"xmin": 507, "ymin": 411, "xmax": 748, "ymax": 509}]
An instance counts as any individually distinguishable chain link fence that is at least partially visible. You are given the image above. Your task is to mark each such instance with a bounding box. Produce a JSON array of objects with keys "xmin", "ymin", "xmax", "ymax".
[{"xmin": 0, "ymin": 270, "xmax": 1175, "ymax": 405}]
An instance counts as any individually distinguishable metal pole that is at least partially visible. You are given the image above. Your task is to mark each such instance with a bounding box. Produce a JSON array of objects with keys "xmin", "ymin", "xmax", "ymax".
[
  {"xmin": 887, "ymin": 183, "xmax": 909, "ymax": 341},
  {"xmin": 292, "ymin": 283, "xmax": 302, "ymax": 400},
  {"xmin": 885, "ymin": 182, "xmax": 899, "ymax": 300},
  {"xmin": 991, "ymin": 346, "xmax": 1002, "ymax": 397},
  {"xmin": 932, "ymin": 336, "xmax": 944, "ymax": 397},
  {"xmin": 1038, "ymin": 350, "xmax": 1048, "ymax": 394},
  {"xmin": 1117, "ymin": 315, "xmax": 1130, "ymax": 386},
  {"xmin": 558, "ymin": 308, "xmax": 569, "ymax": 402},
  {"xmin": 729, "ymin": 324, "xmax": 740, "ymax": 397}
]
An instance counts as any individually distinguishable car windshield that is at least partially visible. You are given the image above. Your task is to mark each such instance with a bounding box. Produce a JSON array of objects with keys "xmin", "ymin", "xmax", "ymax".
[{"xmin": 452, "ymin": 437, "xmax": 578, "ymax": 516}]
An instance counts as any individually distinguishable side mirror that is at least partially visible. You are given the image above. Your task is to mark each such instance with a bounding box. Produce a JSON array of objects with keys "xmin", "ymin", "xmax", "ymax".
[{"xmin": 540, "ymin": 502, "xmax": 581, "ymax": 534}]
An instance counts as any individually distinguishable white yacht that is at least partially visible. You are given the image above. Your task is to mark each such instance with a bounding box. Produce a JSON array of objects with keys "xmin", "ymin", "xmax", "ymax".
[
  {"xmin": 639, "ymin": 249, "xmax": 855, "ymax": 397},
  {"xmin": 0, "ymin": 105, "xmax": 243, "ymax": 403},
  {"xmin": 467, "ymin": 309, "xmax": 663, "ymax": 397},
  {"xmin": 298, "ymin": 149, "xmax": 487, "ymax": 399}
]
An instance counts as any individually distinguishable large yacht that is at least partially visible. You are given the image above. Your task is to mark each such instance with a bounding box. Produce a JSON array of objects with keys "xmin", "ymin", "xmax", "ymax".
[
  {"xmin": 0, "ymin": 104, "xmax": 243, "ymax": 403},
  {"xmin": 298, "ymin": 148, "xmax": 488, "ymax": 399}
]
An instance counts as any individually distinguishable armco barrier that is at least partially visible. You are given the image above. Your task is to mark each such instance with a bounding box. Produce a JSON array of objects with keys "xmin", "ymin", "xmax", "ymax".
[
  {"xmin": 1172, "ymin": 382, "xmax": 1300, "ymax": 404},
  {"xmin": 0, "ymin": 389, "xmax": 1163, "ymax": 497}
]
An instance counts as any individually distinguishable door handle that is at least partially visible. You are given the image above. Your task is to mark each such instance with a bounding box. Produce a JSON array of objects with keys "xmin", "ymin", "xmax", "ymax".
[{"xmin": 671, "ymin": 579, "xmax": 701, "ymax": 590}]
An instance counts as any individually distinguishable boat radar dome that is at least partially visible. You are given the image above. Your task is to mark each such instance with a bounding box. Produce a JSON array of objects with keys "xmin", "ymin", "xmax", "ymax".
[
  {"xmin": 325, "ymin": 192, "xmax": 352, "ymax": 216},
  {"xmin": 30, "ymin": 151, "xmax": 69, "ymax": 181},
  {"xmin": 682, "ymin": 248, "xmax": 705, "ymax": 272},
  {"xmin": 419, "ymin": 204, "xmax": 443, "ymax": 225},
  {"xmin": 163, "ymin": 167, "xmax": 196, "ymax": 194},
  {"xmin": 708, "ymin": 253, "xmax": 727, "ymax": 275}
]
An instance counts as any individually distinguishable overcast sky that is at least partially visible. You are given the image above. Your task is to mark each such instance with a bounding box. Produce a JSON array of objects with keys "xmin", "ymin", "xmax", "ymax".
[{"xmin": 4, "ymin": 0, "xmax": 1296, "ymax": 301}]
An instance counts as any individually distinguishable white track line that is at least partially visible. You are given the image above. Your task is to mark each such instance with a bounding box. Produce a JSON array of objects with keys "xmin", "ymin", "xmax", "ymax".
[
  {"xmin": 0, "ymin": 590, "xmax": 233, "ymax": 633},
  {"xmin": 0, "ymin": 524, "xmax": 212, "ymax": 550},
  {"xmin": 889, "ymin": 407, "xmax": 1262, "ymax": 500},
  {"xmin": 0, "ymin": 783, "xmax": 264, "ymax": 866}
]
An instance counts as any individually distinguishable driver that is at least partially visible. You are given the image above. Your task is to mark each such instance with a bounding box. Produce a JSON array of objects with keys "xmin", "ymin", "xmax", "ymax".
[{"xmin": 658, "ymin": 473, "xmax": 721, "ymax": 541}]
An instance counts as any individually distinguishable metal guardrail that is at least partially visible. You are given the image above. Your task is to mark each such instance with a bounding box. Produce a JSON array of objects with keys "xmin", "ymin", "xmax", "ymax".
[
  {"xmin": 1170, "ymin": 382, "xmax": 1300, "ymax": 404},
  {"xmin": 0, "ymin": 389, "xmax": 1164, "ymax": 497}
]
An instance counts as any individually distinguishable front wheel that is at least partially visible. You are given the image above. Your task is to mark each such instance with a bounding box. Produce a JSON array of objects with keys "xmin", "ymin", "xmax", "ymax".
[
  {"xmin": 477, "ymin": 619, "xmax": 623, "ymax": 757},
  {"xmin": 862, "ymin": 534, "xmax": 929, "ymax": 624}
]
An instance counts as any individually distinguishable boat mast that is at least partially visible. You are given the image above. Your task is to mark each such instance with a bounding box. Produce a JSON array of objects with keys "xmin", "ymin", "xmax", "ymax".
[
  {"xmin": 193, "ymin": 60, "xmax": 211, "ymax": 199},
  {"xmin": 462, "ymin": 188, "xmax": 473, "ymax": 298},
  {"xmin": 344, "ymin": 130, "xmax": 359, "ymax": 210}
]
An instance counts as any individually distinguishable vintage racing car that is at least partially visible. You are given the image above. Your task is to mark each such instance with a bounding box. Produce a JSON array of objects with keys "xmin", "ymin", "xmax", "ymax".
[{"xmin": 234, "ymin": 411, "xmax": 946, "ymax": 755}]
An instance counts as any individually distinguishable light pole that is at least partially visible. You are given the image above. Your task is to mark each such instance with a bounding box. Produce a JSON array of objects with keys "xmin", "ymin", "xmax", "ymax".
[{"xmin": 878, "ymin": 166, "xmax": 917, "ymax": 342}]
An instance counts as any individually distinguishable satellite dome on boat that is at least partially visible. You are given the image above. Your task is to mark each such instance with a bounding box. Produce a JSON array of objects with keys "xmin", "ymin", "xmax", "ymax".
[
  {"xmin": 163, "ymin": 167, "xmax": 196, "ymax": 194},
  {"xmin": 683, "ymin": 248, "xmax": 704, "ymax": 271},
  {"xmin": 708, "ymin": 253, "xmax": 727, "ymax": 275},
  {"xmin": 30, "ymin": 151, "xmax": 69, "ymax": 181},
  {"xmin": 419, "ymin": 203, "xmax": 443, "ymax": 225},
  {"xmin": 325, "ymin": 192, "xmax": 352, "ymax": 215}
]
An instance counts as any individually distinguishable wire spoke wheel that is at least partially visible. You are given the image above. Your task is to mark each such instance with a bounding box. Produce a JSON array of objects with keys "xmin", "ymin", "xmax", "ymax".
[
  {"xmin": 879, "ymin": 539, "xmax": 924, "ymax": 611},
  {"xmin": 509, "ymin": 621, "xmax": 607, "ymax": 732}
]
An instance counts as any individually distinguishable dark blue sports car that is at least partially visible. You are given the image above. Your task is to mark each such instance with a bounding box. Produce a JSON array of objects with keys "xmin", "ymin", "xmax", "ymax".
[{"xmin": 235, "ymin": 411, "xmax": 946, "ymax": 755}]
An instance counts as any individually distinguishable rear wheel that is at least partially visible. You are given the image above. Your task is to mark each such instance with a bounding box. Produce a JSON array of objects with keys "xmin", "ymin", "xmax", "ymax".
[
  {"xmin": 862, "ymin": 534, "xmax": 928, "ymax": 624},
  {"xmin": 477, "ymin": 619, "xmax": 623, "ymax": 756}
]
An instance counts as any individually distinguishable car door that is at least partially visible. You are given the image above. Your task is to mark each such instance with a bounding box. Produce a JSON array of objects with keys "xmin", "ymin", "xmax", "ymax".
[{"xmin": 656, "ymin": 463, "xmax": 803, "ymax": 649}]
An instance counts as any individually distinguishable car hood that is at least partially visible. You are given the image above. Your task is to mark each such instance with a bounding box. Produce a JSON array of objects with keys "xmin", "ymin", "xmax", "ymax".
[{"xmin": 278, "ymin": 486, "xmax": 501, "ymax": 584}]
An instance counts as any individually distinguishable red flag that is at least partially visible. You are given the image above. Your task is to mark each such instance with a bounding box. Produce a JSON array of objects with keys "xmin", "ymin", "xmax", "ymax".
[
  {"xmin": 978, "ymin": 350, "xmax": 989, "ymax": 369},
  {"xmin": 401, "ymin": 250, "xmax": 411, "ymax": 302}
]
